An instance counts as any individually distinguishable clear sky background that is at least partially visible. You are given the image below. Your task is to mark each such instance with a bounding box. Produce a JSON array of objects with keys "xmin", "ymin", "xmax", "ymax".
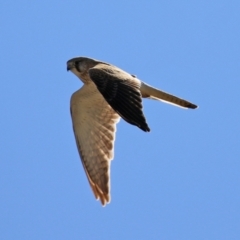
[{"xmin": 1, "ymin": 1, "xmax": 240, "ymax": 239}]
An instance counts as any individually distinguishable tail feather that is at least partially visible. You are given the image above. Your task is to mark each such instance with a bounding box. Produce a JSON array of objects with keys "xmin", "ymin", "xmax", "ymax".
[{"xmin": 140, "ymin": 82, "xmax": 198, "ymax": 109}]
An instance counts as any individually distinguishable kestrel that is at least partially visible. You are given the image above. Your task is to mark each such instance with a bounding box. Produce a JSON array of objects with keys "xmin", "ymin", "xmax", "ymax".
[{"xmin": 67, "ymin": 56, "xmax": 197, "ymax": 206}]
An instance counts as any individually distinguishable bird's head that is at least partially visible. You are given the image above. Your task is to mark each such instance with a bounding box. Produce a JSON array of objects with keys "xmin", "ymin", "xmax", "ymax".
[{"xmin": 67, "ymin": 57, "xmax": 100, "ymax": 79}]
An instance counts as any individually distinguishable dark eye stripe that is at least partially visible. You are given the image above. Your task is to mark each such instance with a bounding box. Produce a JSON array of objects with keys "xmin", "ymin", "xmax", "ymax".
[{"xmin": 75, "ymin": 61, "xmax": 81, "ymax": 72}]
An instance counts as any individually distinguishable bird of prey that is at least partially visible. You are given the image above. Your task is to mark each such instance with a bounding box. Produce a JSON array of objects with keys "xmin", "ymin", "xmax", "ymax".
[{"xmin": 67, "ymin": 56, "xmax": 197, "ymax": 206}]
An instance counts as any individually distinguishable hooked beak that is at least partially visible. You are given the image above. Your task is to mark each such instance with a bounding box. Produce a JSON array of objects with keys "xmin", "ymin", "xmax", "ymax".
[{"xmin": 67, "ymin": 61, "xmax": 74, "ymax": 71}]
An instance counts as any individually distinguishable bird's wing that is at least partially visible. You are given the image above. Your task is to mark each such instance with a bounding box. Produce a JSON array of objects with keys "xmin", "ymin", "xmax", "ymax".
[
  {"xmin": 70, "ymin": 83, "xmax": 120, "ymax": 206},
  {"xmin": 88, "ymin": 65, "xmax": 150, "ymax": 132}
]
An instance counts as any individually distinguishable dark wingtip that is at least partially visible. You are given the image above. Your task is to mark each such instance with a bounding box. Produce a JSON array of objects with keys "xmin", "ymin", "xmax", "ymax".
[{"xmin": 139, "ymin": 124, "xmax": 150, "ymax": 132}]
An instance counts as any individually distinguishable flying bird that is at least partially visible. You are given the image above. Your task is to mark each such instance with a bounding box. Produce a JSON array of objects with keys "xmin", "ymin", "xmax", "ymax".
[{"xmin": 67, "ymin": 56, "xmax": 197, "ymax": 206}]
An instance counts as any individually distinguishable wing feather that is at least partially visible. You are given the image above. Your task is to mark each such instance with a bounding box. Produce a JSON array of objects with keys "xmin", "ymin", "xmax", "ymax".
[
  {"xmin": 89, "ymin": 66, "xmax": 150, "ymax": 132},
  {"xmin": 70, "ymin": 83, "xmax": 120, "ymax": 206}
]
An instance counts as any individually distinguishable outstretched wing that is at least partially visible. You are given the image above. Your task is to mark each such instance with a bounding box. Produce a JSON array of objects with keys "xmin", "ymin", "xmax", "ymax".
[
  {"xmin": 89, "ymin": 65, "xmax": 150, "ymax": 132},
  {"xmin": 70, "ymin": 83, "xmax": 120, "ymax": 206}
]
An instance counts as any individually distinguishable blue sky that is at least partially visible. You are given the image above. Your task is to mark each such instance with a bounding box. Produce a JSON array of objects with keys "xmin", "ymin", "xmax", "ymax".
[{"xmin": 1, "ymin": 1, "xmax": 240, "ymax": 239}]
